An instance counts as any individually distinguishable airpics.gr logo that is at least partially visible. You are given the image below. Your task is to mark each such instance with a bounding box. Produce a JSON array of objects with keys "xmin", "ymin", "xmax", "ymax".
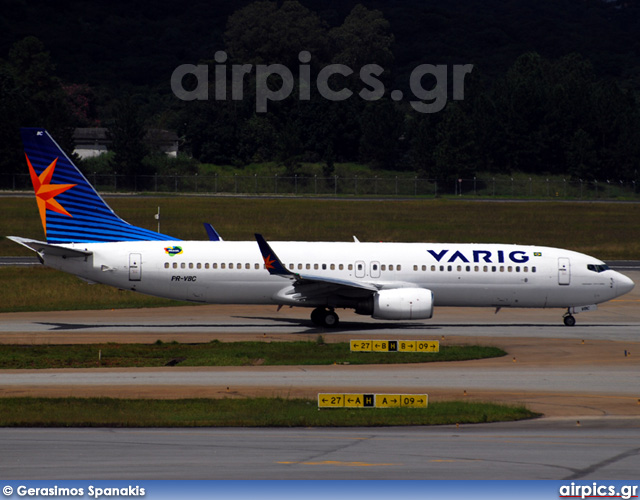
[{"xmin": 165, "ymin": 246, "xmax": 183, "ymax": 257}]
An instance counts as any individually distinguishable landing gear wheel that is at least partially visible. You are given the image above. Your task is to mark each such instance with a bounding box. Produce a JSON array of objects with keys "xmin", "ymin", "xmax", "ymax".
[
  {"xmin": 323, "ymin": 310, "xmax": 339, "ymax": 328},
  {"xmin": 563, "ymin": 314, "xmax": 576, "ymax": 327},
  {"xmin": 310, "ymin": 307, "xmax": 324, "ymax": 326}
]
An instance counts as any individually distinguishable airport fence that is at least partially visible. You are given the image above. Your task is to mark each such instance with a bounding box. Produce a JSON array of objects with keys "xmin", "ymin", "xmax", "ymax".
[{"xmin": 2, "ymin": 173, "xmax": 639, "ymax": 200}]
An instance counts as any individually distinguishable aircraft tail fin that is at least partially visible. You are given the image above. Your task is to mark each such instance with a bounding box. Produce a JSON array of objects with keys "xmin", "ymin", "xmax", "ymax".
[{"xmin": 21, "ymin": 128, "xmax": 177, "ymax": 243}]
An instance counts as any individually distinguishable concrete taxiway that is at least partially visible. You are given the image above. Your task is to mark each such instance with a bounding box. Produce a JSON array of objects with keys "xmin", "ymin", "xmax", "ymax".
[{"xmin": 1, "ymin": 418, "xmax": 639, "ymax": 479}]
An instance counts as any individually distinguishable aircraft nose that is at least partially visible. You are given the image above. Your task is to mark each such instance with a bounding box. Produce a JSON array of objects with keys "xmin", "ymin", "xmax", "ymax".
[{"xmin": 616, "ymin": 273, "xmax": 635, "ymax": 296}]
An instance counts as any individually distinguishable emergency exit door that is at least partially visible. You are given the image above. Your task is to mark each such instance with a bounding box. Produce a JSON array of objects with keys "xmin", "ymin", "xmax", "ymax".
[{"xmin": 558, "ymin": 257, "xmax": 570, "ymax": 285}]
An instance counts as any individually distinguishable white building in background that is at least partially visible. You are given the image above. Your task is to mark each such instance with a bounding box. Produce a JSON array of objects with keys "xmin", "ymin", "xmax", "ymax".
[{"xmin": 72, "ymin": 128, "xmax": 179, "ymax": 159}]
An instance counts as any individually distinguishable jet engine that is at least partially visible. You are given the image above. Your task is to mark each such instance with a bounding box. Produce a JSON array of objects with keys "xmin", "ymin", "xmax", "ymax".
[{"xmin": 371, "ymin": 288, "xmax": 434, "ymax": 320}]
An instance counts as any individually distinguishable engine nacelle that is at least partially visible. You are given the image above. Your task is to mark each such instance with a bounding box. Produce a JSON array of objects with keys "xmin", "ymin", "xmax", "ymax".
[{"xmin": 372, "ymin": 288, "xmax": 434, "ymax": 320}]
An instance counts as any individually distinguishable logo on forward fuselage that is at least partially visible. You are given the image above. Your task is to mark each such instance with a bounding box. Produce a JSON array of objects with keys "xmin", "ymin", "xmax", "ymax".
[{"xmin": 427, "ymin": 249, "xmax": 530, "ymax": 264}]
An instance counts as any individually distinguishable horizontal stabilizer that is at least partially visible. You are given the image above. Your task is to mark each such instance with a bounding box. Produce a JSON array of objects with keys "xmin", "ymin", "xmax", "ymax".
[{"xmin": 7, "ymin": 236, "xmax": 92, "ymax": 258}]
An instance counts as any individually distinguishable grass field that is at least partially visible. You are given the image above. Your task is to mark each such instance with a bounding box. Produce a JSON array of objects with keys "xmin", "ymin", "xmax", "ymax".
[
  {"xmin": 1, "ymin": 266, "xmax": 181, "ymax": 312},
  {"xmin": 0, "ymin": 397, "xmax": 538, "ymax": 427},
  {"xmin": 0, "ymin": 341, "xmax": 505, "ymax": 369},
  {"xmin": 2, "ymin": 196, "xmax": 639, "ymax": 258}
]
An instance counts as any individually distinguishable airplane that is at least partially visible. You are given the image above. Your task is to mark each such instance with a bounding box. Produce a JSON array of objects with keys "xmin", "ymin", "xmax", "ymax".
[{"xmin": 9, "ymin": 128, "xmax": 635, "ymax": 328}]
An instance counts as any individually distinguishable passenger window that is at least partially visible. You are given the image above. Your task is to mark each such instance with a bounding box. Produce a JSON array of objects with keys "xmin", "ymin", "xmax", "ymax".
[
  {"xmin": 381, "ymin": 265, "xmax": 386, "ymax": 271},
  {"xmin": 331, "ymin": 264, "xmax": 335, "ymax": 270},
  {"xmin": 205, "ymin": 263, "xmax": 209, "ymax": 269},
  {"xmin": 322, "ymin": 264, "xmax": 327, "ymax": 270},
  {"xmin": 229, "ymin": 263, "xmax": 234, "ymax": 269},
  {"xmin": 491, "ymin": 266, "xmax": 496, "ymax": 272},
  {"xmin": 515, "ymin": 266, "xmax": 520, "ymax": 272},
  {"xmin": 457, "ymin": 265, "xmax": 462, "ymax": 272},
  {"xmin": 339, "ymin": 264, "xmax": 344, "ymax": 270},
  {"xmin": 164, "ymin": 262, "xmax": 169, "ymax": 269},
  {"xmin": 508, "ymin": 266, "xmax": 512, "ymax": 272},
  {"xmin": 245, "ymin": 263, "xmax": 250, "ymax": 269},
  {"xmin": 483, "ymin": 266, "xmax": 488, "ymax": 272},
  {"xmin": 173, "ymin": 262, "xmax": 178, "ymax": 269},
  {"xmin": 298, "ymin": 264, "xmax": 303, "ymax": 270},
  {"xmin": 348, "ymin": 264, "xmax": 353, "ymax": 271},
  {"xmin": 431, "ymin": 265, "xmax": 436, "ymax": 271},
  {"xmin": 314, "ymin": 264, "xmax": 319, "ymax": 270},
  {"xmin": 474, "ymin": 266, "xmax": 479, "ymax": 272},
  {"xmin": 197, "ymin": 263, "xmax": 201, "ymax": 269},
  {"xmin": 213, "ymin": 263, "xmax": 218, "ymax": 269},
  {"xmin": 532, "ymin": 267, "xmax": 537, "ymax": 273},
  {"xmin": 221, "ymin": 263, "xmax": 226, "ymax": 269},
  {"xmin": 422, "ymin": 265, "xmax": 427, "ymax": 271},
  {"xmin": 524, "ymin": 266, "xmax": 528, "ymax": 272},
  {"xmin": 447, "ymin": 265, "xmax": 452, "ymax": 272},
  {"xmin": 255, "ymin": 263, "xmax": 260, "ymax": 269},
  {"xmin": 181, "ymin": 263, "xmax": 186, "ymax": 269},
  {"xmin": 397, "ymin": 265, "xmax": 401, "ymax": 271},
  {"xmin": 306, "ymin": 264, "xmax": 311, "ymax": 270},
  {"xmin": 413, "ymin": 265, "xmax": 418, "ymax": 271},
  {"xmin": 188, "ymin": 263, "xmax": 193, "ymax": 269},
  {"xmin": 389, "ymin": 265, "xmax": 394, "ymax": 271},
  {"xmin": 466, "ymin": 266, "xmax": 471, "ymax": 272}
]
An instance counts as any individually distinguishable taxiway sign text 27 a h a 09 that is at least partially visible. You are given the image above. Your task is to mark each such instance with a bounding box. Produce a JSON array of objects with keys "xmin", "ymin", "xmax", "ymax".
[{"xmin": 318, "ymin": 393, "xmax": 428, "ymax": 409}]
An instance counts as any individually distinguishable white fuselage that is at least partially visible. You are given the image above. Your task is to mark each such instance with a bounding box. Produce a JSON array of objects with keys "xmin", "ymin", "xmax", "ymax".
[{"xmin": 43, "ymin": 240, "xmax": 633, "ymax": 312}]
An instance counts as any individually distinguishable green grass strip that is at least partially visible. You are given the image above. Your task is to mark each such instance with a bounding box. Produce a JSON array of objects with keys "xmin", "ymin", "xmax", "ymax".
[
  {"xmin": 0, "ymin": 341, "xmax": 505, "ymax": 369},
  {"xmin": 0, "ymin": 267, "xmax": 185, "ymax": 313},
  {"xmin": 0, "ymin": 397, "xmax": 538, "ymax": 427}
]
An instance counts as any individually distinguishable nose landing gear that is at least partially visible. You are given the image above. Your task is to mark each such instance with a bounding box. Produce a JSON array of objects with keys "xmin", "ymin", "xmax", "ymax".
[{"xmin": 563, "ymin": 309, "xmax": 576, "ymax": 327}]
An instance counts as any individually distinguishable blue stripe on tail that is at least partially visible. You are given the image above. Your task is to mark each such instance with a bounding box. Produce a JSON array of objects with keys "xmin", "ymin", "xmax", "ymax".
[{"xmin": 21, "ymin": 127, "xmax": 178, "ymax": 243}]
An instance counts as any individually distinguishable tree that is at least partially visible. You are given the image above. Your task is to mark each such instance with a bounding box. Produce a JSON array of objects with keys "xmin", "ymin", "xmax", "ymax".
[
  {"xmin": 224, "ymin": 0, "xmax": 329, "ymax": 68},
  {"xmin": 329, "ymin": 5, "xmax": 394, "ymax": 70},
  {"xmin": 432, "ymin": 102, "xmax": 478, "ymax": 181},
  {"xmin": 358, "ymin": 100, "xmax": 404, "ymax": 170},
  {"xmin": 0, "ymin": 37, "xmax": 76, "ymax": 185},
  {"xmin": 107, "ymin": 96, "xmax": 150, "ymax": 189}
]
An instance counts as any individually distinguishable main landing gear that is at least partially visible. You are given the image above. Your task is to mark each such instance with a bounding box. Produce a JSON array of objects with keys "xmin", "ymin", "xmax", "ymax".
[
  {"xmin": 563, "ymin": 309, "xmax": 576, "ymax": 327},
  {"xmin": 311, "ymin": 307, "xmax": 340, "ymax": 328}
]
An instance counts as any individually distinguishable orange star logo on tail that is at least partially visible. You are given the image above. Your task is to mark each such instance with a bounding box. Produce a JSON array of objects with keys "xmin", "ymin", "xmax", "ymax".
[
  {"xmin": 263, "ymin": 254, "xmax": 276, "ymax": 270},
  {"xmin": 26, "ymin": 154, "xmax": 76, "ymax": 237}
]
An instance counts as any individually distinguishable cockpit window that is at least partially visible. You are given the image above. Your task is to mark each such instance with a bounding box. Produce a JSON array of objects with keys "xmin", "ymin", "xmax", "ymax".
[{"xmin": 587, "ymin": 264, "xmax": 610, "ymax": 273}]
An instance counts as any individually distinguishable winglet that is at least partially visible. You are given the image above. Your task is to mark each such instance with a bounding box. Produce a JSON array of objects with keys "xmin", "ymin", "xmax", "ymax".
[
  {"xmin": 255, "ymin": 234, "xmax": 294, "ymax": 277},
  {"xmin": 203, "ymin": 223, "xmax": 223, "ymax": 241}
]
